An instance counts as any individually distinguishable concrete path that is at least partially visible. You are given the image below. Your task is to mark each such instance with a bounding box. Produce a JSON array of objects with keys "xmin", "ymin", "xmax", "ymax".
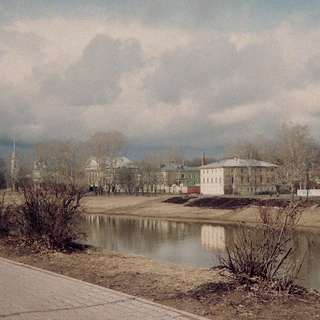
[{"xmin": 0, "ymin": 257, "xmax": 209, "ymax": 320}]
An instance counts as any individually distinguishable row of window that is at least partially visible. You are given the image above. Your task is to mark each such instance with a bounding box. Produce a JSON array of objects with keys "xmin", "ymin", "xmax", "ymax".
[
  {"xmin": 202, "ymin": 169, "xmax": 222, "ymax": 174},
  {"xmin": 239, "ymin": 186, "xmax": 275, "ymax": 192},
  {"xmin": 202, "ymin": 168, "xmax": 274, "ymax": 175},
  {"xmin": 203, "ymin": 177, "xmax": 222, "ymax": 184},
  {"xmin": 202, "ymin": 175, "xmax": 271, "ymax": 185}
]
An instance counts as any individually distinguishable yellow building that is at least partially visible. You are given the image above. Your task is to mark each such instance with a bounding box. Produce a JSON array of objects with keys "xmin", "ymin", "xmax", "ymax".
[{"xmin": 200, "ymin": 158, "xmax": 277, "ymax": 195}]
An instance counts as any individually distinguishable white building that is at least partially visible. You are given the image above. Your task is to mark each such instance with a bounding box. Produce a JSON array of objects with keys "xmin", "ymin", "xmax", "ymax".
[
  {"xmin": 200, "ymin": 158, "xmax": 278, "ymax": 195},
  {"xmin": 32, "ymin": 159, "xmax": 51, "ymax": 183},
  {"xmin": 85, "ymin": 156, "xmax": 134, "ymax": 190}
]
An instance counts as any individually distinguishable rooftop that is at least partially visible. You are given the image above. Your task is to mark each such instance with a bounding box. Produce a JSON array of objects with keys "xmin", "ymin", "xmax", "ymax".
[
  {"xmin": 200, "ymin": 158, "xmax": 278, "ymax": 169},
  {"xmin": 159, "ymin": 162, "xmax": 200, "ymax": 172}
]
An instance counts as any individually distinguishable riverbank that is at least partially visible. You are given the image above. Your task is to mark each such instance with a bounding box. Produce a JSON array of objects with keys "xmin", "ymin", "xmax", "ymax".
[
  {"xmin": 82, "ymin": 194, "xmax": 320, "ymax": 229},
  {"xmin": 2, "ymin": 192, "xmax": 320, "ymax": 319},
  {"xmin": 1, "ymin": 239, "xmax": 320, "ymax": 320}
]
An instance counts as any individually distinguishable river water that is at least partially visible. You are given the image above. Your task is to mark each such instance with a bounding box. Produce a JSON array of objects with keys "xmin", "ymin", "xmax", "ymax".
[{"xmin": 81, "ymin": 214, "xmax": 320, "ymax": 291}]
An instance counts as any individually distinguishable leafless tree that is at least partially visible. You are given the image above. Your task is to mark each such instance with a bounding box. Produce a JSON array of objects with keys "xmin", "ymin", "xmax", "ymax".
[
  {"xmin": 33, "ymin": 140, "xmax": 85, "ymax": 183},
  {"xmin": 136, "ymin": 151, "xmax": 161, "ymax": 195},
  {"xmin": 217, "ymin": 199, "xmax": 308, "ymax": 290},
  {"xmin": 117, "ymin": 167, "xmax": 136, "ymax": 194},
  {"xmin": 87, "ymin": 131, "xmax": 127, "ymax": 194},
  {"xmin": 224, "ymin": 138, "xmax": 261, "ymax": 161},
  {"xmin": 162, "ymin": 145, "xmax": 184, "ymax": 165},
  {"xmin": 274, "ymin": 122, "xmax": 318, "ymax": 196}
]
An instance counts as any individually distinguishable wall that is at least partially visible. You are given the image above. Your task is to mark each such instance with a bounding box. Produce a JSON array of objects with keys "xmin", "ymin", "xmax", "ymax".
[{"xmin": 297, "ymin": 189, "xmax": 320, "ymax": 197}]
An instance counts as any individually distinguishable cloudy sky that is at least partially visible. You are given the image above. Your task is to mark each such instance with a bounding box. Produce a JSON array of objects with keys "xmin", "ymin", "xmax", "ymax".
[{"xmin": 1, "ymin": 1, "xmax": 320, "ymax": 160}]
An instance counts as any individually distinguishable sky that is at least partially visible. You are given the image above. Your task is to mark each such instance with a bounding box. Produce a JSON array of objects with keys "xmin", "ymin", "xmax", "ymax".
[{"xmin": 2, "ymin": 1, "xmax": 320, "ymax": 161}]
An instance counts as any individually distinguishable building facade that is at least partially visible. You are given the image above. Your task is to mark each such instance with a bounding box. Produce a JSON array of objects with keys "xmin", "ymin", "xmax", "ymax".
[
  {"xmin": 32, "ymin": 159, "xmax": 50, "ymax": 183},
  {"xmin": 85, "ymin": 156, "xmax": 134, "ymax": 191},
  {"xmin": 158, "ymin": 162, "xmax": 200, "ymax": 187},
  {"xmin": 200, "ymin": 158, "xmax": 278, "ymax": 195}
]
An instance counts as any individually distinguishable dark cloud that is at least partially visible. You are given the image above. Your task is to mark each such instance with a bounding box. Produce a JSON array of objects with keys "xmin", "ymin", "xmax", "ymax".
[
  {"xmin": 144, "ymin": 36, "xmax": 310, "ymax": 112},
  {"xmin": 304, "ymin": 53, "xmax": 320, "ymax": 82},
  {"xmin": 40, "ymin": 35, "xmax": 145, "ymax": 106},
  {"xmin": 144, "ymin": 38, "xmax": 238, "ymax": 104},
  {"xmin": 2, "ymin": 3, "xmax": 320, "ymax": 160}
]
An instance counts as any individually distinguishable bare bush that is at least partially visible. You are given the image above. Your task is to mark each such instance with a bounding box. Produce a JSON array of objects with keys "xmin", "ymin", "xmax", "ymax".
[
  {"xmin": 8, "ymin": 182, "xmax": 86, "ymax": 250},
  {"xmin": 0, "ymin": 192, "xmax": 14, "ymax": 237},
  {"xmin": 217, "ymin": 200, "xmax": 308, "ymax": 289}
]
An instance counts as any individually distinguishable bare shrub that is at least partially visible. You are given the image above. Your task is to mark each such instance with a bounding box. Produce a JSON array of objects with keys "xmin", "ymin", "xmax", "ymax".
[
  {"xmin": 0, "ymin": 192, "xmax": 14, "ymax": 237},
  {"xmin": 9, "ymin": 182, "xmax": 87, "ymax": 250},
  {"xmin": 217, "ymin": 200, "xmax": 308, "ymax": 289}
]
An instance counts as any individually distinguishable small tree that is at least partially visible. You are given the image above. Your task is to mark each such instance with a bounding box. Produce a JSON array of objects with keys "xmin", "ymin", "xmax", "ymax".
[
  {"xmin": 88, "ymin": 131, "xmax": 127, "ymax": 194},
  {"xmin": 162, "ymin": 145, "xmax": 184, "ymax": 164},
  {"xmin": 33, "ymin": 140, "xmax": 84, "ymax": 183},
  {"xmin": 137, "ymin": 151, "xmax": 161, "ymax": 195},
  {"xmin": 275, "ymin": 123, "xmax": 318, "ymax": 197},
  {"xmin": 8, "ymin": 182, "xmax": 86, "ymax": 250},
  {"xmin": 0, "ymin": 192, "xmax": 13, "ymax": 237},
  {"xmin": 217, "ymin": 199, "xmax": 307, "ymax": 290},
  {"xmin": 117, "ymin": 167, "xmax": 136, "ymax": 194}
]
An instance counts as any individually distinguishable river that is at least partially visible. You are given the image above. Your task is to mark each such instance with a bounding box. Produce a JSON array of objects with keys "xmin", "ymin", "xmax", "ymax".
[{"xmin": 81, "ymin": 214, "xmax": 320, "ymax": 291}]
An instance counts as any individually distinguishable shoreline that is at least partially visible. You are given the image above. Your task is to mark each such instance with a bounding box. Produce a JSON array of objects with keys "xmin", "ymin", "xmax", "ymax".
[
  {"xmin": 2, "ymin": 192, "xmax": 320, "ymax": 319},
  {"xmin": 82, "ymin": 194, "xmax": 320, "ymax": 230}
]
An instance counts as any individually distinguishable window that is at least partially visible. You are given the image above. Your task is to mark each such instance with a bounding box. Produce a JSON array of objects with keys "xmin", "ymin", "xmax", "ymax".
[
  {"xmin": 260, "ymin": 176, "xmax": 263, "ymax": 183},
  {"xmin": 241, "ymin": 169, "xmax": 243, "ymax": 173},
  {"xmin": 219, "ymin": 177, "xmax": 221, "ymax": 183},
  {"xmin": 247, "ymin": 177, "xmax": 250, "ymax": 183},
  {"xmin": 203, "ymin": 178, "xmax": 205, "ymax": 183},
  {"xmin": 211, "ymin": 178, "xmax": 213, "ymax": 183},
  {"xmin": 207, "ymin": 178, "xmax": 209, "ymax": 183},
  {"xmin": 215, "ymin": 177, "xmax": 217, "ymax": 183},
  {"xmin": 241, "ymin": 176, "xmax": 243, "ymax": 183}
]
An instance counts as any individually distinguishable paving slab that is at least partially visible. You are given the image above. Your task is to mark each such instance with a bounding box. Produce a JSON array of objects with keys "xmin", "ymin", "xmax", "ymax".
[{"xmin": 0, "ymin": 257, "xmax": 209, "ymax": 320}]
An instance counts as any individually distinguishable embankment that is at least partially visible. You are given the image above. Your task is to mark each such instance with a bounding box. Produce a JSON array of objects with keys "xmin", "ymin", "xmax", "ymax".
[{"xmin": 83, "ymin": 194, "xmax": 320, "ymax": 229}]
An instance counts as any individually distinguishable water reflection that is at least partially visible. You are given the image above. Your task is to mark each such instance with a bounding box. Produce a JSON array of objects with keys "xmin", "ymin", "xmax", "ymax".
[
  {"xmin": 81, "ymin": 215, "xmax": 320, "ymax": 290},
  {"xmin": 81, "ymin": 215, "xmax": 218, "ymax": 268},
  {"xmin": 201, "ymin": 225, "xmax": 225, "ymax": 251}
]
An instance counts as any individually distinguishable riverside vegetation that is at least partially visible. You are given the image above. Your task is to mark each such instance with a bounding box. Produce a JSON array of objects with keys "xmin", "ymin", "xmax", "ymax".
[{"xmin": 1, "ymin": 185, "xmax": 320, "ymax": 319}]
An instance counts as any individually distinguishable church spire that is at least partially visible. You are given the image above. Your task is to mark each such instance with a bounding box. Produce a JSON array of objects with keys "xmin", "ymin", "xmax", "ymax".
[
  {"xmin": 11, "ymin": 140, "xmax": 19, "ymax": 190},
  {"xmin": 12, "ymin": 140, "xmax": 16, "ymax": 157}
]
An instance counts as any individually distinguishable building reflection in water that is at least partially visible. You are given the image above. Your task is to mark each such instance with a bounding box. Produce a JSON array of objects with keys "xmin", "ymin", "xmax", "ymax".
[
  {"xmin": 81, "ymin": 215, "xmax": 320, "ymax": 291},
  {"xmin": 201, "ymin": 225, "xmax": 226, "ymax": 251}
]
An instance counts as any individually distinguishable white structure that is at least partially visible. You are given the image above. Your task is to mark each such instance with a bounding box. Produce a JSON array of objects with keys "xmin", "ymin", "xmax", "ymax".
[
  {"xmin": 297, "ymin": 189, "xmax": 320, "ymax": 197},
  {"xmin": 10, "ymin": 140, "xmax": 20, "ymax": 190},
  {"xmin": 201, "ymin": 225, "xmax": 225, "ymax": 251},
  {"xmin": 85, "ymin": 156, "xmax": 134, "ymax": 189},
  {"xmin": 200, "ymin": 158, "xmax": 278, "ymax": 195},
  {"xmin": 32, "ymin": 159, "xmax": 50, "ymax": 183}
]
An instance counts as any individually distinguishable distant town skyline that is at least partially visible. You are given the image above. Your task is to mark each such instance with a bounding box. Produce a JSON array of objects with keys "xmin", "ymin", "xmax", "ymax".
[{"xmin": 1, "ymin": 1, "xmax": 320, "ymax": 160}]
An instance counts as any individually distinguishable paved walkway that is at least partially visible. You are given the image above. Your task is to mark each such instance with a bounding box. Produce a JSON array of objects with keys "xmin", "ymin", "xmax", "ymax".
[{"xmin": 0, "ymin": 257, "xmax": 209, "ymax": 320}]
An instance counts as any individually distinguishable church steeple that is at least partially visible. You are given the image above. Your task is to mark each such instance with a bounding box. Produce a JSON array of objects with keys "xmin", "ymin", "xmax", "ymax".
[{"xmin": 11, "ymin": 140, "xmax": 19, "ymax": 190}]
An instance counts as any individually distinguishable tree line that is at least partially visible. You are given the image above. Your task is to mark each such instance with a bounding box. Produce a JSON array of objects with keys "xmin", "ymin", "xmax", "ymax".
[
  {"xmin": 223, "ymin": 122, "xmax": 320, "ymax": 195},
  {"xmin": 1, "ymin": 122, "xmax": 320, "ymax": 195}
]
